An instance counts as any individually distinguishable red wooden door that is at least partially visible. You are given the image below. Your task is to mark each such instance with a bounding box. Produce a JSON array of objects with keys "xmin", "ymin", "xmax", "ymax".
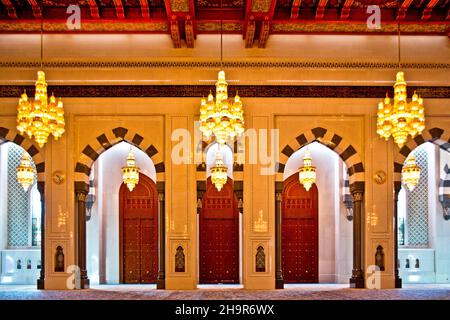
[
  {"xmin": 200, "ymin": 178, "xmax": 239, "ymax": 284},
  {"xmin": 120, "ymin": 173, "xmax": 158, "ymax": 284},
  {"xmin": 282, "ymin": 173, "xmax": 319, "ymax": 283}
]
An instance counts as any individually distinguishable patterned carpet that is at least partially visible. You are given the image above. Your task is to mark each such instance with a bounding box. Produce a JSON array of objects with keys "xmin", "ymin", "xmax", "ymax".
[{"xmin": 0, "ymin": 284, "xmax": 449, "ymax": 300}]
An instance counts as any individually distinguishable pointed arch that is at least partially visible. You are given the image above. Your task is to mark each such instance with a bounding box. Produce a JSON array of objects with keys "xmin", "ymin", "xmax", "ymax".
[
  {"xmin": 277, "ymin": 127, "xmax": 365, "ymax": 191},
  {"xmin": 393, "ymin": 127, "xmax": 450, "ymax": 193},
  {"xmin": 74, "ymin": 127, "xmax": 165, "ymax": 190},
  {"xmin": 0, "ymin": 126, "xmax": 45, "ymax": 182}
]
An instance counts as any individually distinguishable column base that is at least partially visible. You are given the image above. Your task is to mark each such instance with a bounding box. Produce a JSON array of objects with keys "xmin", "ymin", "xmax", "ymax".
[
  {"xmin": 349, "ymin": 276, "xmax": 365, "ymax": 288},
  {"xmin": 157, "ymin": 279, "xmax": 165, "ymax": 289},
  {"xmin": 81, "ymin": 278, "xmax": 90, "ymax": 289},
  {"xmin": 395, "ymin": 277, "xmax": 402, "ymax": 289},
  {"xmin": 275, "ymin": 278, "xmax": 284, "ymax": 289},
  {"xmin": 37, "ymin": 278, "xmax": 45, "ymax": 290}
]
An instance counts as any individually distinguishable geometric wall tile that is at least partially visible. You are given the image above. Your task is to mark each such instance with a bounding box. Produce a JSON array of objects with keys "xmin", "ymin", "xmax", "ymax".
[
  {"xmin": 6, "ymin": 143, "xmax": 36, "ymax": 247},
  {"xmin": 407, "ymin": 144, "xmax": 429, "ymax": 246}
]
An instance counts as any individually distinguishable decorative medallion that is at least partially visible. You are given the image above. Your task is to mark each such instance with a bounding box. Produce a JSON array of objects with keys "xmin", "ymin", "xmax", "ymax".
[
  {"xmin": 52, "ymin": 170, "xmax": 66, "ymax": 185},
  {"xmin": 373, "ymin": 170, "xmax": 386, "ymax": 185}
]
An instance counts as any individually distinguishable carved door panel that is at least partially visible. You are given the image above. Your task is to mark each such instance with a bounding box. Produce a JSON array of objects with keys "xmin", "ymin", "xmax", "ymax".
[
  {"xmin": 282, "ymin": 173, "xmax": 319, "ymax": 283},
  {"xmin": 200, "ymin": 178, "xmax": 239, "ymax": 284},
  {"xmin": 120, "ymin": 173, "xmax": 158, "ymax": 284}
]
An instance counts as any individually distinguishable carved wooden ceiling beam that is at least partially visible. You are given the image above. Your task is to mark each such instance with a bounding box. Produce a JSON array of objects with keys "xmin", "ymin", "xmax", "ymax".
[
  {"xmin": 26, "ymin": 0, "xmax": 42, "ymax": 18},
  {"xmin": 87, "ymin": 0, "xmax": 100, "ymax": 19},
  {"xmin": 113, "ymin": 0, "xmax": 125, "ymax": 19},
  {"xmin": 422, "ymin": 0, "xmax": 440, "ymax": 20},
  {"xmin": 397, "ymin": 0, "xmax": 414, "ymax": 20},
  {"xmin": 291, "ymin": 0, "xmax": 301, "ymax": 19},
  {"xmin": 315, "ymin": 0, "xmax": 328, "ymax": 20},
  {"xmin": 340, "ymin": 0, "xmax": 354, "ymax": 20},
  {"xmin": 1, "ymin": 0, "xmax": 17, "ymax": 19},
  {"xmin": 139, "ymin": 0, "xmax": 150, "ymax": 19}
]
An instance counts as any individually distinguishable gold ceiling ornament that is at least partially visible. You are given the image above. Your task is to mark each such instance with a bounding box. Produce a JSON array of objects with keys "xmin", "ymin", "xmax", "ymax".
[
  {"xmin": 376, "ymin": 71, "xmax": 425, "ymax": 148},
  {"xmin": 16, "ymin": 152, "xmax": 35, "ymax": 192},
  {"xmin": 376, "ymin": 23, "xmax": 425, "ymax": 148},
  {"xmin": 402, "ymin": 155, "xmax": 421, "ymax": 192},
  {"xmin": 298, "ymin": 149, "xmax": 316, "ymax": 192},
  {"xmin": 199, "ymin": 71, "xmax": 245, "ymax": 145},
  {"xmin": 210, "ymin": 151, "xmax": 228, "ymax": 192},
  {"xmin": 122, "ymin": 148, "xmax": 140, "ymax": 192}
]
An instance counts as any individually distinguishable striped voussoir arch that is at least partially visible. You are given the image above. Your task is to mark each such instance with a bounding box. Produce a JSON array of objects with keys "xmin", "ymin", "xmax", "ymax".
[
  {"xmin": 0, "ymin": 126, "xmax": 45, "ymax": 182},
  {"xmin": 74, "ymin": 127, "xmax": 165, "ymax": 189},
  {"xmin": 277, "ymin": 127, "xmax": 365, "ymax": 191},
  {"xmin": 195, "ymin": 138, "xmax": 245, "ymax": 175},
  {"xmin": 393, "ymin": 127, "xmax": 450, "ymax": 191},
  {"xmin": 439, "ymin": 164, "xmax": 450, "ymax": 220}
]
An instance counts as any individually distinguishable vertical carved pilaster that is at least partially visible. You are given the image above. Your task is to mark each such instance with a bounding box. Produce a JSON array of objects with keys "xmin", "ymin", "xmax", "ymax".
[
  {"xmin": 275, "ymin": 182, "xmax": 284, "ymax": 289},
  {"xmin": 275, "ymin": 192, "xmax": 284, "ymax": 289},
  {"xmin": 156, "ymin": 182, "xmax": 166, "ymax": 289},
  {"xmin": 76, "ymin": 187, "xmax": 90, "ymax": 289},
  {"xmin": 393, "ymin": 187, "xmax": 402, "ymax": 288},
  {"xmin": 37, "ymin": 182, "xmax": 45, "ymax": 289},
  {"xmin": 349, "ymin": 188, "xmax": 365, "ymax": 288}
]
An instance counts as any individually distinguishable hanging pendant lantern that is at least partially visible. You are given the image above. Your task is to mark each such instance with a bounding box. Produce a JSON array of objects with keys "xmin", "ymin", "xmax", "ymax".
[
  {"xmin": 402, "ymin": 155, "xmax": 421, "ymax": 192},
  {"xmin": 299, "ymin": 150, "xmax": 316, "ymax": 192},
  {"xmin": 210, "ymin": 152, "xmax": 228, "ymax": 192},
  {"xmin": 16, "ymin": 152, "xmax": 35, "ymax": 192},
  {"xmin": 122, "ymin": 149, "xmax": 140, "ymax": 192}
]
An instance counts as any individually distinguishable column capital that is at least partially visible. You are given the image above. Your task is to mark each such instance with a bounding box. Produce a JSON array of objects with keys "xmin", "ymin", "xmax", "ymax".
[
  {"xmin": 350, "ymin": 181, "xmax": 365, "ymax": 196},
  {"xmin": 74, "ymin": 181, "xmax": 89, "ymax": 195},
  {"xmin": 275, "ymin": 192, "xmax": 282, "ymax": 201},
  {"xmin": 77, "ymin": 192, "xmax": 87, "ymax": 202},
  {"xmin": 352, "ymin": 191, "xmax": 364, "ymax": 202}
]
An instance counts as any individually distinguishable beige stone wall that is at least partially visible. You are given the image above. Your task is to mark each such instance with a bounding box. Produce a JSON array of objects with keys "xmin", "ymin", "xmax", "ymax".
[{"xmin": 1, "ymin": 96, "xmax": 448, "ymax": 289}]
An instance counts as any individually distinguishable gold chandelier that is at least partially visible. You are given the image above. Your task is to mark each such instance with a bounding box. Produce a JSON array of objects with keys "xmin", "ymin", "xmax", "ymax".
[
  {"xmin": 376, "ymin": 71, "xmax": 425, "ymax": 148},
  {"xmin": 210, "ymin": 151, "xmax": 228, "ymax": 192},
  {"xmin": 299, "ymin": 150, "xmax": 316, "ymax": 192},
  {"xmin": 199, "ymin": 3, "xmax": 244, "ymax": 146},
  {"xmin": 199, "ymin": 71, "xmax": 245, "ymax": 145},
  {"xmin": 376, "ymin": 23, "xmax": 425, "ymax": 148},
  {"xmin": 122, "ymin": 149, "xmax": 140, "ymax": 192},
  {"xmin": 17, "ymin": 71, "xmax": 65, "ymax": 148},
  {"xmin": 16, "ymin": 152, "xmax": 35, "ymax": 192},
  {"xmin": 402, "ymin": 155, "xmax": 421, "ymax": 191}
]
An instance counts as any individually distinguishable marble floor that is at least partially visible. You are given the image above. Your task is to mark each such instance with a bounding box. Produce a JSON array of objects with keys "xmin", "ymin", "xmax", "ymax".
[{"xmin": 0, "ymin": 284, "xmax": 449, "ymax": 300}]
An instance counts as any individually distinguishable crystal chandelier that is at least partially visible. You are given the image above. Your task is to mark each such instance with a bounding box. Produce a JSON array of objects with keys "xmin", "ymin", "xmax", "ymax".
[
  {"xmin": 17, "ymin": 71, "xmax": 65, "ymax": 148},
  {"xmin": 376, "ymin": 24, "xmax": 425, "ymax": 148},
  {"xmin": 122, "ymin": 149, "xmax": 140, "ymax": 192},
  {"xmin": 199, "ymin": 71, "xmax": 245, "ymax": 145},
  {"xmin": 16, "ymin": 152, "xmax": 35, "ymax": 192},
  {"xmin": 376, "ymin": 71, "xmax": 425, "ymax": 148},
  {"xmin": 210, "ymin": 151, "xmax": 228, "ymax": 191},
  {"xmin": 299, "ymin": 150, "xmax": 316, "ymax": 192},
  {"xmin": 402, "ymin": 155, "xmax": 421, "ymax": 192}
]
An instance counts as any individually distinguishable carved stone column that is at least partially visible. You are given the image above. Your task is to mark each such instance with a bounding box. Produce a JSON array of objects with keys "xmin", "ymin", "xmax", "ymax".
[
  {"xmin": 156, "ymin": 182, "xmax": 166, "ymax": 289},
  {"xmin": 76, "ymin": 185, "xmax": 90, "ymax": 289},
  {"xmin": 275, "ymin": 192, "xmax": 284, "ymax": 289},
  {"xmin": 393, "ymin": 184, "xmax": 402, "ymax": 288},
  {"xmin": 275, "ymin": 182, "xmax": 284, "ymax": 289},
  {"xmin": 349, "ymin": 187, "xmax": 365, "ymax": 288},
  {"xmin": 37, "ymin": 182, "xmax": 45, "ymax": 289}
]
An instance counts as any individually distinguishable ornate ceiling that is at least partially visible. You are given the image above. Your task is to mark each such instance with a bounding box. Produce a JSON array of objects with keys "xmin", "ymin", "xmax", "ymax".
[{"xmin": 0, "ymin": 0, "xmax": 449, "ymax": 47}]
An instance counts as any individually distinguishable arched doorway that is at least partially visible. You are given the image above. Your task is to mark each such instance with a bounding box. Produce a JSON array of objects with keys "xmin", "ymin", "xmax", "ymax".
[
  {"xmin": 282, "ymin": 173, "xmax": 319, "ymax": 283},
  {"xmin": 119, "ymin": 173, "xmax": 158, "ymax": 284},
  {"xmin": 199, "ymin": 177, "xmax": 239, "ymax": 284}
]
